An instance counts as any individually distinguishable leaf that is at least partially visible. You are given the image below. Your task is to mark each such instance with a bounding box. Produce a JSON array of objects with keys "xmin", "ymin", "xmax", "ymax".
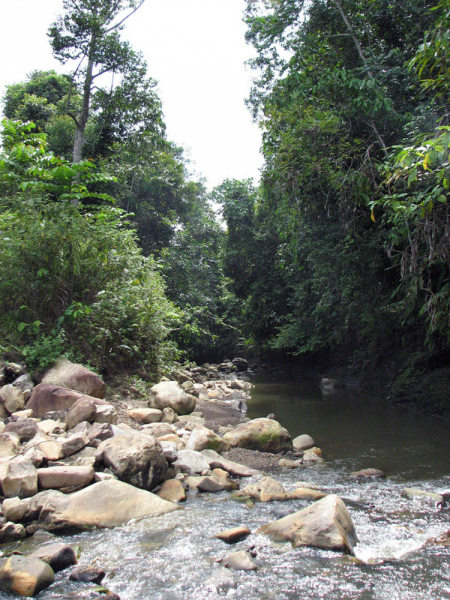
[{"xmin": 371, "ymin": 209, "xmax": 376, "ymax": 222}]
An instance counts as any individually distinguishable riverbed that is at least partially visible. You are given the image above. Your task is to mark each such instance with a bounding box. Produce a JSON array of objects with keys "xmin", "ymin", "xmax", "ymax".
[{"xmin": 2, "ymin": 374, "xmax": 450, "ymax": 599}]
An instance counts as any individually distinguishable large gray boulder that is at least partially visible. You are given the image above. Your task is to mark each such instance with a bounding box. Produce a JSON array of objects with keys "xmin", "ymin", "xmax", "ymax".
[
  {"xmin": 42, "ymin": 358, "xmax": 106, "ymax": 399},
  {"xmin": 96, "ymin": 433, "xmax": 168, "ymax": 490},
  {"xmin": 258, "ymin": 494, "xmax": 358, "ymax": 554},
  {"xmin": 4, "ymin": 480, "xmax": 178, "ymax": 532},
  {"xmin": 223, "ymin": 418, "xmax": 293, "ymax": 453},
  {"xmin": 150, "ymin": 381, "xmax": 196, "ymax": 415}
]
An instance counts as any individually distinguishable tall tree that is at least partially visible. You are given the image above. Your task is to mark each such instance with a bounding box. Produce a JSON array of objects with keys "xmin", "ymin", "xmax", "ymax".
[{"xmin": 49, "ymin": 0, "xmax": 146, "ymax": 163}]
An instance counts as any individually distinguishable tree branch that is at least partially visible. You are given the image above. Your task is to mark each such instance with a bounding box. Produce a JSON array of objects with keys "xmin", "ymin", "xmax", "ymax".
[
  {"xmin": 66, "ymin": 112, "xmax": 80, "ymax": 128},
  {"xmin": 106, "ymin": 0, "xmax": 147, "ymax": 33}
]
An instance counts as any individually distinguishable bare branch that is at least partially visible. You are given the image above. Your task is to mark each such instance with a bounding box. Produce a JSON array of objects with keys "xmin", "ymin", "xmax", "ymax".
[
  {"xmin": 105, "ymin": 0, "xmax": 147, "ymax": 33},
  {"xmin": 66, "ymin": 112, "xmax": 80, "ymax": 128}
]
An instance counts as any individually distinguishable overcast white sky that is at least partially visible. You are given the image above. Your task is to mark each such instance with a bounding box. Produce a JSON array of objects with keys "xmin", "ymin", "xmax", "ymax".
[{"xmin": 0, "ymin": 0, "xmax": 263, "ymax": 189}]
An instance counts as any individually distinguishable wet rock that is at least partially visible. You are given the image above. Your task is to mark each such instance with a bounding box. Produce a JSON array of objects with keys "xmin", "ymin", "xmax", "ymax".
[
  {"xmin": 42, "ymin": 358, "xmax": 106, "ymax": 399},
  {"xmin": 241, "ymin": 477, "xmax": 286, "ymax": 502},
  {"xmin": 0, "ymin": 458, "xmax": 38, "ymax": 498},
  {"xmin": 185, "ymin": 425, "xmax": 230, "ymax": 453},
  {"xmin": 302, "ymin": 451, "xmax": 325, "ymax": 465},
  {"xmin": 401, "ymin": 487, "xmax": 444, "ymax": 504},
  {"xmin": 293, "ymin": 434, "xmax": 315, "ymax": 451},
  {"xmin": 258, "ymin": 494, "xmax": 358, "ymax": 554},
  {"xmin": 128, "ymin": 408, "xmax": 163, "ymax": 424},
  {"xmin": 156, "ymin": 479, "xmax": 186, "ymax": 503},
  {"xmin": 27, "ymin": 384, "xmax": 108, "ymax": 419},
  {"xmin": 150, "ymin": 381, "xmax": 196, "ymax": 415},
  {"xmin": 279, "ymin": 458, "xmax": 302, "ymax": 469},
  {"xmin": 96, "ymin": 433, "xmax": 168, "ymax": 490},
  {"xmin": 94, "ymin": 404, "xmax": 117, "ymax": 424},
  {"xmin": 223, "ymin": 418, "xmax": 292, "ymax": 453},
  {"xmin": 351, "ymin": 468, "xmax": 386, "ymax": 478},
  {"xmin": 287, "ymin": 488, "xmax": 327, "ymax": 501},
  {"xmin": 224, "ymin": 550, "xmax": 257, "ymax": 571},
  {"xmin": 201, "ymin": 449, "xmax": 259, "ymax": 477},
  {"xmin": 0, "ymin": 432, "xmax": 20, "ymax": 459},
  {"xmin": 69, "ymin": 565, "xmax": 105, "ymax": 584},
  {"xmin": 205, "ymin": 568, "xmax": 236, "ymax": 591},
  {"xmin": 65, "ymin": 398, "xmax": 97, "ymax": 430},
  {"xmin": 0, "ymin": 555, "xmax": 54, "ymax": 597},
  {"xmin": 0, "ymin": 522, "xmax": 26, "ymax": 542},
  {"xmin": 30, "ymin": 543, "xmax": 77, "ymax": 572},
  {"xmin": 186, "ymin": 476, "xmax": 225, "ymax": 493},
  {"xmin": 37, "ymin": 466, "xmax": 94, "ymax": 490},
  {"xmin": 215, "ymin": 526, "xmax": 251, "ymax": 544},
  {"xmin": 173, "ymin": 449, "xmax": 211, "ymax": 474}
]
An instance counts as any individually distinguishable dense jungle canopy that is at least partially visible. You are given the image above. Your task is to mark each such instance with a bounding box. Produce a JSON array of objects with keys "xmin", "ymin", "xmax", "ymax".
[{"xmin": 1, "ymin": 0, "xmax": 449, "ymax": 412}]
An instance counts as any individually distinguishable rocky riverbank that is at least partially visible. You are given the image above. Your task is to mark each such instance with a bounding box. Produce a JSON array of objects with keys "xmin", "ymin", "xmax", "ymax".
[{"xmin": 0, "ymin": 357, "xmax": 447, "ymax": 598}]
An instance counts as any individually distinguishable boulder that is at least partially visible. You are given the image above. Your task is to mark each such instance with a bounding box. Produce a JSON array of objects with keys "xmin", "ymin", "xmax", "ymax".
[
  {"xmin": 0, "ymin": 432, "xmax": 20, "ymax": 459},
  {"xmin": 215, "ymin": 526, "xmax": 251, "ymax": 544},
  {"xmin": 128, "ymin": 408, "xmax": 163, "ymax": 424},
  {"xmin": 65, "ymin": 397, "xmax": 97, "ymax": 430},
  {"xmin": 172, "ymin": 449, "xmax": 210, "ymax": 474},
  {"xmin": 37, "ymin": 466, "xmax": 94, "ymax": 489},
  {"xmin": 161, "ymin": 407, "xmax": 177, "ymax": 424},
  {"xmin": 96, "ymin": 433, "xmax": 168, "ymax": 490},
  {"xmin": 94, "ymin": 404, "xmax": 117, "ymax": 424},
  {"xmin": 241, "ymin": 477, "xmax": 286, "ymax": 502},
  {"xmin": 36, "ymin": 420, "xmax": 66, "ymax": 436},
  {"xmin": 232, "ymin": 358, "xmax": 248, "ymax": 372},
  {"xmin": 258, "ymin": 494, "xmax": 358, "ymax": 554},
  {"xmin": 302, "ymin": 451, "xmax": 325, "ymax": 465},
  {"xmin": 351, "ymin": 468, "xmax": 386, "ymax": 478},
  {"xmin": 293, "ymin": 434, "xmax": 315, "ymax": 451},
  {"xmin": 42, "ymin": 358, "xmax": 106, "ymax": 399},
  {"xmin": 177, "ymin": 414, "xmax": 206, "ymax": 426},
  {"xmin": 185, "ymin": 425, "xmax": 230, "ymax": 453},
  {"xmin": 0, "ymin": 458, "xmax": 38, "ymax": 498},
  {"xmin": 0, "ymin": 555, "xmax": 54, "ymax": 597},
  {"xmin": 201, "ymin": 449, "xmax": 259, "ymax": 477},
  {"xmin": 142, "ymin": 422, "xmax": 176, "ymax": 438},
  {"xmin": 279, "ymin": 458, "xmax": 302, "ymax": 469},
  {"xmin": 60, "ymin": 432, "xmax": 90, "ymax": 457},
  {"xmin": 87, "ymin": 422, "xmax": 114, "ymax": 447},
  {"xmin": 25, "ymin": 433, "xmax": 64, "ymax": 462},
  {"xmin": 30, "ymin": 543, "xmax": 77, "ymax": 572},
  {"xmin": 156, "ymin": 479, "xmax": 186, "ymax": 503},
  {"xmin": 11, "ymin": 373, "xmax": 34, "ymax": 393},
  {"xmin": 186, "ymin": 476, "xmax": 225, "ymax": 493},
  {"xmin": 224, "ymin": 550, "xmax": 257, "ymax": 571},
  {"xmin": 27, "ymin": 384, "xmax": 108, "ymax": 419},
  {"xmin": 205, "ymin": 568, "xmax": 236, "ymax": 592},
  {"xmin": 159, "ymin": 441, "xmax": 178, "ymax": 463},
  {"xmin": 0, "ymin": 384, "xmax": 25, "ymax": 414},
  {"xmin": 0, "ymin": 522, "xmax": 26, "ymax": 542},
  {"xmin": 4, "ymin": 419, "xmax": 38, "ymax": 443},
  {"xmin": 287, "ymin": 488, "xmax": 327, "ymax": 501},
  {"xmin": 150, "ymin": 381, "xmax": 196, "ymax": 415},
  {"xmin": 223, "ymin": 418, "xmax": 292, "ymax": 453},
  {"xmin": 37, "ymin": 480, "xmax": 178, "ymax": 531},
  {"xmin": 69, "ymin": 565, "xmax": 105, "ymax": 583}
]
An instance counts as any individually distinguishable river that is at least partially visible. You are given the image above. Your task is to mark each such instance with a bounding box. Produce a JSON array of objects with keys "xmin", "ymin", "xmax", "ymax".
[{"xmin": 2, "ymin": 373, "xmax": 450, "ymax": 599}]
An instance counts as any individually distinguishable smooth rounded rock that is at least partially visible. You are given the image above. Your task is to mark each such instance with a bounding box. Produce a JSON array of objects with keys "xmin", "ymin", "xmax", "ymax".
[
  {"xmin": 30, "ymin": 542, "xmax": 77, "ymax": 572},
  {"xmin": 293, "ymin": 434, "xmax": 315, "ymax": 451},
  {"xmin": 156, "ymin": 479, "xmax": 186, "ymax": 503},
  {"xmin": 150, "ymin": 381, "xmax": 196, "ymax": 415},
  {"xmin": 224, "ymin": 550, "xmax": 257, "ymax": 571},
  {"xmin": 215, "ymin": 526, "xmax": 251, "ymax": 544},
  {"xmin": 223, "ymin": 418, "xmax": 292, "ymax": 453},
  {"xmin": 0, "ymin": 555, "xmax": 54, "ymax": 597},
  {"xmin": 37, "ymin": 466, "xmax": 94, "ymax": 490}
]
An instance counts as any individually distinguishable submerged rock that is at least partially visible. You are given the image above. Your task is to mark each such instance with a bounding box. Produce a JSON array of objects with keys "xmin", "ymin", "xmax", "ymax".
[
  {"xmin": 223, "ymin": 418, "xmax": 292, "ymax": 453},
  {"xmin": 258, "ymin": 494, "xmax": 358, "ymax": 554},
  {"xmin": 351, "ymin": 468, "xmax": 386, "ymax": 478},
  {"xmin": 223, "ymin": 550, "xmax": 257, "ymax": 571},
  {"xmin": 402, "ymin": 487, "xmax": 444, "ymax": 504}
]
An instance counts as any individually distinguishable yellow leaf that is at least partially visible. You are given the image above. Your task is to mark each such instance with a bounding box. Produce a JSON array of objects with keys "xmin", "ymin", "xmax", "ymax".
[{"xmin": 371, "ymin": 209, "xmax": 376, "ymax": 222}]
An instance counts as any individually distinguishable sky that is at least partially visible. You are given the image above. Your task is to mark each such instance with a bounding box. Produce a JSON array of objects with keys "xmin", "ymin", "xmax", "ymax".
[{"xmin": 0, "ymin": 0, "xmax": 264, "ymax": 189}]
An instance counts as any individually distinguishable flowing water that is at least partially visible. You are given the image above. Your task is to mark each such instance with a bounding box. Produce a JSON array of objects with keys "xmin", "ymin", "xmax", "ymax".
[{"xmin": 2, "ymin": 374, "xmax": 450, "ymax": 599}]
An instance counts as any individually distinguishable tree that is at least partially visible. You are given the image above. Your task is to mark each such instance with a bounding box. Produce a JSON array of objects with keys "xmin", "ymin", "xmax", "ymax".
[{"xmin": 49, "ymin": 0, "xmax": 147, "ymax": 163}]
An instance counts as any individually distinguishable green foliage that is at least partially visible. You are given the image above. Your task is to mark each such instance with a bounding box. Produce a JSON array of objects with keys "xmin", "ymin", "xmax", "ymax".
[{"xmin": 0, "ymin": 119, "xmax": 179, "ymax": 374}]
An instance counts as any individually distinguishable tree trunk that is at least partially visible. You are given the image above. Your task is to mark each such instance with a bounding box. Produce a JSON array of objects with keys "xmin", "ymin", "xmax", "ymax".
[{"xmin": 72, "ymin": 55, "xmax": 94, "ymax": 164}]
